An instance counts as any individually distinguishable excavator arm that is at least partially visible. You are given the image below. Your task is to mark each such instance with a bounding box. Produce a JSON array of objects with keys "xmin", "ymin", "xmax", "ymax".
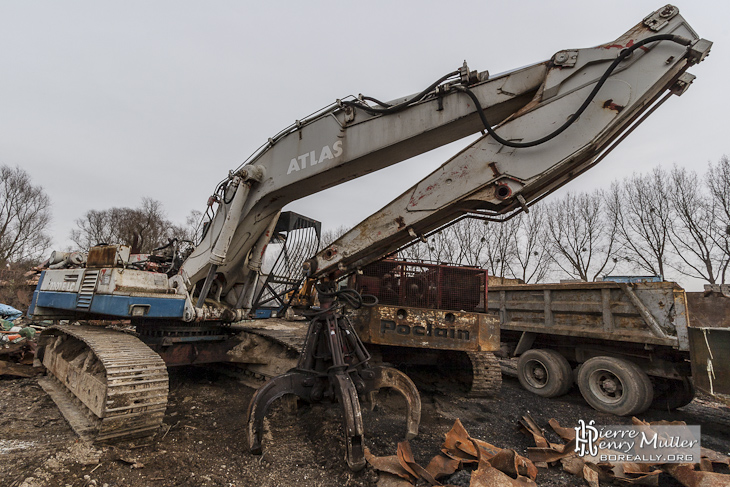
[
  {"xmin": 184, "ymin": 5, "xmax": 710, "ymax": 316},
  {"xmin": 306, "ymin": 7, "xmax": 710, "ymax": 280},
  {"xmin": 180, "ymin": 62, "xmax": 546, "ymax": 312},
  {"xmin": 246, "ymin": 8, "xmax": 711, "ymax": 468}
]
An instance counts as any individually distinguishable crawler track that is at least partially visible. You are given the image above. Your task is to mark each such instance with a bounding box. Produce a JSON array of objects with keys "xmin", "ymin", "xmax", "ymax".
[
  {"xmin": 466, "ymin": 351, "xmax": 502, "ymax": 397},
  {"xmin": 40, "ymin": 325, "xmax": 168, "ymax": 442}
]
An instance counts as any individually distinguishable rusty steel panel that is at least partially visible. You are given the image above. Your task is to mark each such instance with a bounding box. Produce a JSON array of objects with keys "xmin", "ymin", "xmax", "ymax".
[
  {"xmin": 686, "ymin": 292, "xmax": 730, "ymax": 328},
  {"xmin": 151, "ymin": 340, "xmax": 239, "ymax": 366},
  {"xmin": 688, "ymin": 327, "xmax": 730, "ymax": 403},
  {"xmin": 685, "ymin": 290, "xmax": 730, "ymax": 402},
  {"xmin": 350, "ymin": 305, "xmax": 499, "ymax": 352},
  {"xmin": 87, "ymin": 245, "xmax": 122, "ymax": 268},
  {"xmin": 488, "ymin": 281, "xmax": 688, "ymax": 349},
  {"xmin": 95, "ymin": 268, "xmax": 172, "ymax": 295}
]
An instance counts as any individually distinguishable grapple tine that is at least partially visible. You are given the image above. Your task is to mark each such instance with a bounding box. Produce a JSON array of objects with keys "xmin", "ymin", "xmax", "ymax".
[
  {"xmin": 246, "ymin": 371, "xmax": 312, "ymax": 455},
  {"xmin": 364, "ymin": 366, "xmax": 421, "ymax": 440},
  {"xmin": 332, "ymin": 373, "xmax": 366, "ymax": 471}
]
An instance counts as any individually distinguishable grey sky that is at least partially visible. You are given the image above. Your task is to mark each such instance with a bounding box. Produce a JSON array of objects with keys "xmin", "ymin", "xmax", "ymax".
[{"xmin": 1, "ymin": 1, "xmax": 726, "ymax": 290}]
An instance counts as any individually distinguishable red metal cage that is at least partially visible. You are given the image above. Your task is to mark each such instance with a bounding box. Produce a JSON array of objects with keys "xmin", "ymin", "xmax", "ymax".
[{"xmin": 349, "ymin": 259, "xmax": 487, "ymax": 312}]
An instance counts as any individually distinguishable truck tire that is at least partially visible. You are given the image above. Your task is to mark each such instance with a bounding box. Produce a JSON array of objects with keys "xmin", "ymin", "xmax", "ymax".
[
  {"xmin": 650, "ymin": 377, "xmax": 695, "ymax": 411},
  {"xmin": 577, "ymin": 356, "xmax": 653, "ymax": 416},
  {"xmin": 517, "ymin": 349, "xmax": 573, "ymax": 398}
]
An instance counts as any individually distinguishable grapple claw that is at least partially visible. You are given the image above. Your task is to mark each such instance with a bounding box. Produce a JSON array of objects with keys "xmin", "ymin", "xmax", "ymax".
[
  {"xmin": 363, "ymin": 366, "xmax": 422, "ymax": 440},
  {"xmin": 333, "ymin": 373, "xmax": 366, "ymax": 471},
  {"xmin": 245, "ymin": 284, "xmax": 422, "ymax": 471},
  {"xmin": 247, "ymin": 371, "xmax": 313, "ymax": 455}
]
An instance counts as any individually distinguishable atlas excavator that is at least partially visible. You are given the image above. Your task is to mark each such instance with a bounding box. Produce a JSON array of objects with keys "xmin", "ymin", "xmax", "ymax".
[{"xmin": 28, "ymin": 5, "xmax": 711, "ymax": 471}]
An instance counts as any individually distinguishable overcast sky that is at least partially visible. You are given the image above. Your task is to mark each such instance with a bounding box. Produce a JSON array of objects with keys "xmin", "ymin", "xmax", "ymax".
[{"xmin": 1, "ymin": 1, "xmax": 726, "ymax": 290}]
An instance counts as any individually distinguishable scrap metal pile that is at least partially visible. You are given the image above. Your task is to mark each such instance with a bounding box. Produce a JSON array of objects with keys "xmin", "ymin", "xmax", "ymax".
[
  {"xmin": 520, "ymin": 415, "xmax": 730, "ymax": 486},
  {"xmin": 0, "ymin": 305, "xmax": 42, "ymax": 378},
  {"xmin": 364, "ymin": 417, "xmax": 730, "ymax": 486},
  {"xmin": 365, "ymin": 419, "xmax": 538, "ymax": 486}
]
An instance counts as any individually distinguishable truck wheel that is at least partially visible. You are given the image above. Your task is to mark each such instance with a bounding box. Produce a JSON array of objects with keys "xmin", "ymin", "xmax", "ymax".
[
  {"xmin": 517, "ymin": 349, "xmax": 573, "ymax": 398},
  {"xmin": 577, "ymin": 356, "xmax": 653, "ymax": 416},
  {"xmin": 650, "ymin": 377, "xmax": 695, "ymax": 411}
]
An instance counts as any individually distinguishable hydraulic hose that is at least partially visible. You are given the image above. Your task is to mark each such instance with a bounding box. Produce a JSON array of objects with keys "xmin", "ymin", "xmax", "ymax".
[
  {"xmin": 313, "ymin": 282, "xmax": 378, "ymax": 310},
  {"xmin": 360, "ymin": 95, "xmax": 392, "ymax": 108},
  {"xmin": 345, "ymin": 34, "xmax": 690, "ymax": 147},
  {"xmin": 457, "ymin": 33, "xmax": 692, "ymax": 148},
  {"xmin": 343, "ymin": 70, "xmax": 460, "ymax": 115}
]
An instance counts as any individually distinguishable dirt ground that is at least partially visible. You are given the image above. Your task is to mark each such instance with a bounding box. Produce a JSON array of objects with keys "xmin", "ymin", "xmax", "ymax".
[{"xmin": 1, "ymin": 364, "xmax": 729, "ymax": 487}]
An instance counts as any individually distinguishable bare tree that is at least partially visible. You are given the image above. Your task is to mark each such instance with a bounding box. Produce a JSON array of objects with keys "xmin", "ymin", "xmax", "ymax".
[
  {"xmin": 479, "ymin": 218, "xmax": 519, "ymax": 280},
  {"xmin": 71, "ymin": 198, "xmax": 186, "ymax": 253},
  {"xmin": 399, "ymin": 216, "xmax": 526, "ymax": 279},
  {"xmin": 185, "ymin": 209, "xmax": 204, "ymax": 243},
  {"xmin": 165, "ymin": 210, "xmax": 203, "ymax": 245},
  {"xmin": 425, "ymin": 226, "xmax": 461, "ymax": 264},
  {"xmin": 0, "ymin": 260, "xmax": 36, "ymax": 310},
  {"xmin": 546, "ymin": 190, "xmax": 619, "ymax": 281},
  {"xmin": 511, "ymin": 206, "xmax": 551, "ymax": 283},
  {"xmin": 0, "ymin": 165, "xmax": 52, "ymax": 265},
  {"xmin": 707, "ymin": 156, "xmax": 730, "ymax": 284},
  {"xmin": 608, "ymin": 168, "xmax": 672, "ymax": 277},
  {"xmin": 667, "ymin": 166, "xmax": 726, "ymax": 284},
  {"xmin": 397, "ymin": 238, "xmax": 428, "ymax": 262},
  {"xmin": 450, "ymin": 218, "xmax": 489, "ymax": 267},
  {"xmin": 400, "ymin": 218, "xmax": 512, "ymax": 270},
  {"xmin": 395, "ymin": 223, "xmax": 455, "ymax": 264},
  {"xmin": 70, "ymin": 209, "xmax": 115, "ymax": 250}
]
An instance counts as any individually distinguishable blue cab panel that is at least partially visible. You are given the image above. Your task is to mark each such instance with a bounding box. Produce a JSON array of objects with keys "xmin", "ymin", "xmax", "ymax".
[{"xmin": 31, "ymin": 290, "xmax": 186, "ymax": 319}]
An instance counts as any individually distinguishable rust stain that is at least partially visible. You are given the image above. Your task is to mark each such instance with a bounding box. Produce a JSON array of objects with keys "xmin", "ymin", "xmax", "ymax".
[
  {"xmin": 603, "ymin": 99, "xmax": 625, "ymax": 112},
  {"xmin": 364, "ymin": 448, "xmax": 413, "ymax": 482},
  {"xmin": 394, "ymin": 216, "xmax": 406, "ymax": 229},
  {"xmin": 601, "ymin": 39, "xmax": 650, "ymax": 53},
  {"xmin": 410, "ymin": 183, "xmax": 437, "ymax": 207},
  {"xmin": 488, "ymin": 162, "xmax": 501, "ymax": 177}
]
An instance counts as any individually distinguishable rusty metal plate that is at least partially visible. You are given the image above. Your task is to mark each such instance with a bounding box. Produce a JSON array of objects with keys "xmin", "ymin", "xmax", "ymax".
[
  {"xmin": 688, "ymin": 327, "xmax": 730, "ymax": 403},
  {"xmin": 87, "ymin": 245, "xmax": 121, "ymax": 268},
  {"xmin": 686, "ymin": 292, "xmax": 730, "ymax": 329},
  {"xmin": 349, "ymin": 304, "xmax": 499, "ymax": 352},
  {"xmin": 150, "ymin": 340, "xmax": 239, "ymax": 367}
]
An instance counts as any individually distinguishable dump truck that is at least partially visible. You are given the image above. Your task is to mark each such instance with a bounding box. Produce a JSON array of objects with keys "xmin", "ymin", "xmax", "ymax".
[{"xmin": 491, "ymin": 280, "xmax": 693, "ymax": 416}]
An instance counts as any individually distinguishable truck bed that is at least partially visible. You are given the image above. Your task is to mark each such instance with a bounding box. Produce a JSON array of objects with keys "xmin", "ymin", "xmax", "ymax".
[{"xmin": 487, "ymin": 281, "xmax": 689, "ymax": 351}]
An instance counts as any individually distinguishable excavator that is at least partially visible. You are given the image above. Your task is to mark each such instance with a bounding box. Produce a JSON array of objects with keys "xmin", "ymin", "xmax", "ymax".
[{"xmin": 28, "ymin": 5, "xmax": 711, "ymax": 471}]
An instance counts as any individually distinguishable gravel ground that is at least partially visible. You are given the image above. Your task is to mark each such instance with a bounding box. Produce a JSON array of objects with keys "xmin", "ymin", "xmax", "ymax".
[{"xmin": 1, "ymin": 365, "xmax": 729, "ymax": 487}]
